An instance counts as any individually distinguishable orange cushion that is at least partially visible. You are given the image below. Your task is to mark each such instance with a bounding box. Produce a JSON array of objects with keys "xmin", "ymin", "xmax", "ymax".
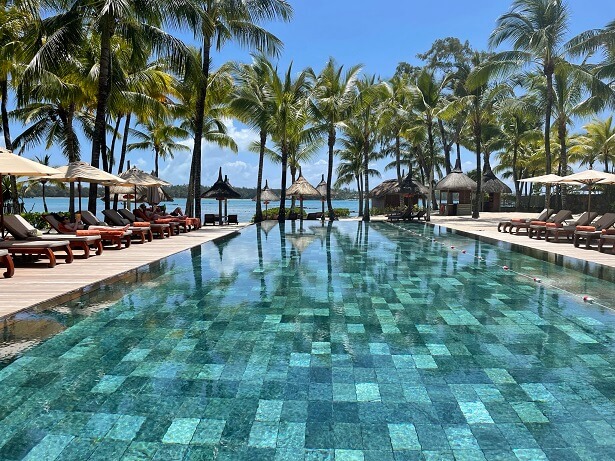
[
  {"xmin": 511, "ymin": 218, "xmax": 526, "ymax": 223},
  {"xmin": 155, "ymin": 218, "xmax": 174, "ymax": 224},
  {"xmin": 601, "ymin": 229, "xmax": 615, "ymax": 235},
  {"xmin": 99, "ymin": 230, "xmax": 125, "ymax": 236},
  {"xmin": 131, "ymin": 221, "xmax": 150, "ymax": 228},
  {"xmin": 576, "ymin": 226, "xmax": 596, "ymax": 232},
  {"xmin": 545, "ymin": 223, "xmax": 563, "ymax": 228},
  {"xmin": 531, "ymin": 221, "xmax": 547, "ymax": 226},
  {"xmin": 76, "ymin": 230, "xmax": 101, "ymax": 236}
]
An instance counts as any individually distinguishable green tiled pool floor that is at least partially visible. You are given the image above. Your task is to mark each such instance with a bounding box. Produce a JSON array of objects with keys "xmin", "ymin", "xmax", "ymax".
[{"xmin": 1, "ymin": 221, "xmax": 615, "ymax": 460}]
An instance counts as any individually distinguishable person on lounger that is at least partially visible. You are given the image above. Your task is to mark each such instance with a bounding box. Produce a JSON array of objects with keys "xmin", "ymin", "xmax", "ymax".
[{"xmin": 58, "ymin": 216, "xmax": 86, "ymax": 232}]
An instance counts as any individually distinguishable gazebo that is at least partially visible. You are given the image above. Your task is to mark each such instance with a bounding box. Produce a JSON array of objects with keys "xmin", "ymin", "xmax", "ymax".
[
  {"xmin": 201, "ymin": 168, "xmax": 241, "ymax": 225},
  {"xmin": 371, "ymin": 171, "xmax": 428, "ymax": 210},
  {"xmin": 481, "ymin": 159, "xmax": 511, "ymax": 212},
  {"xmin": 435, "ymin": 159, "xmax": 477, "ymax": 216}
]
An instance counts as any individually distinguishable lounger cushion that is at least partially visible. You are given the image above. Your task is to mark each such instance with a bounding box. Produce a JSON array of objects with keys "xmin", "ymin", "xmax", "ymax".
[
  {"xmin": 511, "ymin": 218, "xmax": 526, "ymax": 223},
  {"xmin": 601, "ymin": 229, "xmax": 615, "ymax": 235},
  {"xmin": 76, "ymin": 230, "xmax": 102, "ymax": 236},
  {"xmin": 576, "ymin": 226, "xmax": 596, "ymax": 232},
  {"xmin": 132, "ymin": 221, "xmax": 151, "ymax": 227},
  {"xmin": 155, "ymin": 218, "xmax": 175, "ymax": 224},
  {"xmin": 545, "ymin": 223, "xmax": 563, "ymax": 228},
  {"xmin": 531, "ymin": 221, "xmax": 547, "ymax": 226}
]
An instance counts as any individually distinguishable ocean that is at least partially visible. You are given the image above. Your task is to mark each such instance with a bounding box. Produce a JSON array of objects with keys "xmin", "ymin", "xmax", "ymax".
[{"xmin": 21, "ymin": 197, "xmax": 361, "ymax": 222}]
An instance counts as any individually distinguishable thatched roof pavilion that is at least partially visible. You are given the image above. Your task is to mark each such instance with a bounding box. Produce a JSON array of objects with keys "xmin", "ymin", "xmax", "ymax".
[
  {"xmin": 201, "ymin": 168, "xmax": 241, "ymax": 225},
  {"xmin": 435, "ymin": 159, "xmax": 477, "ymax": 192},
  {"xmin": 481, "ymin": 158, "xmax": 511, "ymax": 212},
  {"xmin": 370, "ymin": 173, "xmax": 428, "ymax": 210}
]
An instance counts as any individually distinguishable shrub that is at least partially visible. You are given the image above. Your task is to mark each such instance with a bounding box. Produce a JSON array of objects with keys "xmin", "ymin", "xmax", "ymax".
[
  {"xmin": 332, "ymin": 208, "xmax": 350, "ymax": 218},
  {"xmin": 252, "ymin": 207, "xmax": 306, "ymax": 222},
  {"xmin": 21, "ymin": 212, "xmax": 51, "ymax": 230}
]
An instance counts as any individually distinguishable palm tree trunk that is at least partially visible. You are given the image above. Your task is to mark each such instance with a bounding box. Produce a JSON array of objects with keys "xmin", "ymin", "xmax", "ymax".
[
  {"xmin": 154, "ymin": 149, "xmax": 159, "ymax": 177},
  {"xmin": 543, "ymin": 67, "xmax": 554, "ymax": 209},
  {"xmin": 254, "ymin": 130, "xmax": 266, "ymax": 223},
  {"xmin": 290, "ymin": 166, "xmax": 296, "ymax": 210},
  {"xmin": 42, "ymin": 182, "xmax": 48, "ymax": 213},
  {"xmin": 1, "ymin": 78, "xmax": 19, "ymax": 213},
  {"xmin": 512, "ymin": 143, "xmax": 521, "ymax": 211},
  {"xmin": 362, "ymin": 140, "xmax": 370, "ymax": 222},
  {"xmin": 89, "ymin": 14, "xmax": 113, "ymax": 213},
  {"xmin": 114, "ymin": 113, "xmax": 131, "ymax": 209},
  {"xmin": 327, "ymin": 127, "xmax": 336, "ymax": 220},
  {"xmin": 357, "ymin": 174, "xmax": 363, "ymax": 217},
  {"xmin": 472, "ymin": 129, "xmax": 482, "ymax": 219},
  {"xmin": 426, "ymin": 119, "xmax": 435, "ymax": 221},
  {"xmin": 109, "ymin": 114, "xmax": 123, "ymax": 172},
  {"xmin": 189, "ymin": 37, "xmax": 211, "ymax": 219},
  {"xmin": 558, "ymin": 118, "xmax": 567, "ymax": 209},
  {"xmin": 278, "ymin": 143, "xmax": 288, "ymax": 223}
]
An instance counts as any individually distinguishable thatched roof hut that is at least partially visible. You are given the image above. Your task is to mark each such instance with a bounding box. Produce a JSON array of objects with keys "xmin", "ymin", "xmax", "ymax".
[
  {"xmin": 286, "ymin": 172, "xmax": 320, "ymax": 198},
  {"xmin": 435, "ymin": 159, "xmax": 477, "ymax": 192},
  {"xmin": 370, "ymin": 173, "xmax": 428, "ymax": 210},
  {"xmin": 201, "ymin": 168, "xmax": 241, "ymax": 199},
  {"xmin": 481, "ymin": 158, "xmax": 511, "ymax": 212}
]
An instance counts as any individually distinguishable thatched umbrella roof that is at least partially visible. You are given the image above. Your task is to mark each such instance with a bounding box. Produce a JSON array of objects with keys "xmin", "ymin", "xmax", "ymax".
[
  {"xmin": 119, "ymin": 166, "xmax": 171, "ymax": 186},
  {"xmin": 287, "ymin": 233, "xmax": 317, "ymax": 253},
  {"xmin": 201, "ymin": 167, "xmax": 241, "ymax": 199},
  {"xmin": 254, "ymin": 179, "xmax": 279, "ymax": 202},
  {"xmin": 224, "ymin": 175, "xmax": 240, "ymax": 196},
  {"xmin": 370, "ymin": 175, "xmax": 428, "ymax": 198},
  {"xmin": 316, "ymin": 174, "xmax": 327, "ymax": 198},
  {"xmin": 286, "ymin": 171, "xmax": 320, "ymax": 197},
  {"xmin": 435, "ymin": 158, "xmax": 477, "ymax": 192},
  {"xmin": 482, "ymin": 160, "xmax": 511, "ymax": 194}
]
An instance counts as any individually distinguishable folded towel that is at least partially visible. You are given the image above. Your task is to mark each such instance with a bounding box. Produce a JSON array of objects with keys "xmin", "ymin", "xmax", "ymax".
[
  {"xmin": 76, "ymin": 230, "xmax": 102, "ymax": 236},
  {"xmin": 576, "ymin": 226, "xmax": 596, "ymax": 232},
  {"xmin": 530, "ymin": 221, "xmax": 547, "ymax": 226},
  {"xmin": 131, "ymin": 222, "xmax": 150, "ymax": 228},
  {"xmin": 545, "ymin": 223, "xmax": 563, "ymax": 228},
  {"xmin": 601, "ymin": 229, "xmax": 615, "ymax": 235}
]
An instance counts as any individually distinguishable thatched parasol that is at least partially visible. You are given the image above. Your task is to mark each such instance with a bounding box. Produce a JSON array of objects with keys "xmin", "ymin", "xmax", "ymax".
[
  {"xmin": 399, "ymin": 171, "xmax": 429, "ymax": 196},
  {"xmin": 435, "ymin": 158, "xmax": 477, "ymax": 192},
  {"xmin": 286, "ymin": 169, "xmax": 320, "ymax": 226},
  {"xmin": 118, "ymin": 166, "xmax": 171, "ymax": 211},
  {"xmin": 201, "ymin": 167, "xmax": 241, "ymax": 225},
  {"xmin": 287, "ymin": 233, "xmax": 317, "ymax": 254},
  {"xmin": 253, "ymin": 180, "xmax": 279, "ymax": 215},
  {"xmin": 481, "ymin": 161, "xmax": 511, "ymax": 194},
  {"xmin": 316, "ymin": 174, "xmax": 327, "ymax": 219}
]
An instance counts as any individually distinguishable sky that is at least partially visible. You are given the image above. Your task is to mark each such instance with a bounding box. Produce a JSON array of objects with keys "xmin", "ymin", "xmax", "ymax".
[{"xmin": 10, "ymin": 0, "xmax": 615, "ymax": 189}]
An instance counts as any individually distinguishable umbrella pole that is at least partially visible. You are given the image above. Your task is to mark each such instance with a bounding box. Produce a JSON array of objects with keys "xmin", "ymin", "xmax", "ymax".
[
  {"xmin": 225, "ymin": 199, "xmax": 228, "ymax": 221},
  {"xmin": 218, "ymin": 199, "xmax": 223, "ymax": 226},
  {"xmin": 78, "ymin": 181, "xmax": 82, "ymax": 217},
  {"xmin": 300, "ymin": 195, "xmax": 304, "ymax": 229},
  {"xmin": 321, "ymin": 199, "xmax": 325, "ymax": 221},
  {"xmin": 588, "ymin": 184, "xmax": 592, "ymax": 214}
]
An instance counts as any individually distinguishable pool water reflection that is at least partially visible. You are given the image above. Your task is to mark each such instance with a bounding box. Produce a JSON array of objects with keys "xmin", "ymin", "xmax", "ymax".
[{"xmin": 0, "ymin": 221, "xmax": 614, "ymax": 460}]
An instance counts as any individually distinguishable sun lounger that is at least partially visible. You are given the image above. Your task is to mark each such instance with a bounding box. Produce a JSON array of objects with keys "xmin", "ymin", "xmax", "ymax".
[
  {"xmin": 227, "ymin": 214, "xmax": 238, "ymax": 225},
  {"xmin": 573, "ymin": 213, "xmax": 615, "ymax": 248},
  {"xmin": 0, "ymin": 240, "xmax": 73, "ymax": 268},
  {"xmin": 44, "ymin": 213, "xmax": 131, "ymax": 250},
  {"xmin": 407, "ymin": 210, "xmax": 426, "ymax": 221},
  {"xmin": 387, "ymin": 207, "xmax": 413, "ymax": 222},
  {"xmin": 528, "ymin": 209, "xmax": 574, "ymax": 239},
  {"xmin": 204, "ymin": 214, "xmax": 217, "ymax": 226},
  {"xmin": 81, "ymin": 210, "xmax": 152, "ymax": 243},
  {"xmin": 114, "ymin": 209, "xmax": 171, "ymax": 239},
  {"xmin": 504, "ymin": 208, "xmax": 555, "ymax": 233},
  {"xmin": 0, "ymin": 249, "xmax": 14, "ymax": 278},
  {"xmin": 4, "ymin": 214, "xmax": 103, "ymax": 259},
  {"xmin": 511, "ymin": 209, "xmax": 570, "ymax": 235},
  {"xmin": 544, "ymin": 211, "xmax": 599, "ymax": 242},
  {"xmin": 306, "ymin": 212, "xmax": 323, "ymax": 220},
  {"xmin": 598, "ymin": 232, "xmax": 615, "ymax": 254}
]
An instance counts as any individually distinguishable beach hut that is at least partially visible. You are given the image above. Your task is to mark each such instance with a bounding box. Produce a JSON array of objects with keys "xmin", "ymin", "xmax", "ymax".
[
  {"xmin": 434, "ymin": 159, "xmax": 477, "ymax": 216},
  {"xmin": 201, "ymin": 168, "xmax": 241, "ymax": 225},
  {"xmin": 481, "ymin": 158, "xmax": 511, "ymax": 212},
  {"xmin": 370, "ymin": 172, "xmax": 428, "ymax": 211}
]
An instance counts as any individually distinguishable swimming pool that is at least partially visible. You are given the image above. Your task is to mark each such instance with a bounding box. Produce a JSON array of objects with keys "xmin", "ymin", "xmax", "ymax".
[{"xmin": 1, "ymin": 221, "xmax": 615, "ymax": 460}]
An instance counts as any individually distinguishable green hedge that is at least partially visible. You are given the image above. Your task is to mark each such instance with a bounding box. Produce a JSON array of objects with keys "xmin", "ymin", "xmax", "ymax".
[{"xmin": 21, "ymin": 212, "xmax": 52, "ymax": 230}]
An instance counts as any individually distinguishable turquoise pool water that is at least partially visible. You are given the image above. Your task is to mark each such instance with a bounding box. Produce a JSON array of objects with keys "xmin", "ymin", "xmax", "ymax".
[{"xmin": 1, "ymin": 221, "xmax": 615, "ymax": 460}]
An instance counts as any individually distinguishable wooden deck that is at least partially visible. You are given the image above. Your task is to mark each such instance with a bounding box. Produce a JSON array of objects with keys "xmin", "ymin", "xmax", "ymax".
[{"xmin": 0, "ymin": 224, "xmax": 249, "ymax": 318}]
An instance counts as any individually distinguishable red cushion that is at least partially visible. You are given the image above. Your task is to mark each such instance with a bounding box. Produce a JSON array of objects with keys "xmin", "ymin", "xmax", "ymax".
[
  {"xmin": 155, "ymin": 218, "xmax": 175, "ymax": 224},
  {"xmin": 511, "ymin": 218, "xmax": 526, "ymax": 223},
  {"xmin": 545, "ymin": 223, "xmax": 563, "ymax": 228},
  {"xmin": 76, "ymin": 230, "xmax": 101, "ymax": 236},
  {"xmin": 531, "ymin": 221, "xmax": 547, "ymax": 226},
  {"xmin": 601, "ymin": 229, "xmax": 615, "ymax": 235},
  {"xmin": 131, "ymin": 221, "xmax": 150, "ymax": 228},
  {"xmin": 576, "ymin": 226, "xmax": 596, "ymax": 232}
]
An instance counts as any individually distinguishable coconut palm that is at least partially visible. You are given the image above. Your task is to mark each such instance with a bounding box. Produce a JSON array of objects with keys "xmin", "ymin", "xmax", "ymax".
[
  {"xmin": 230, "ymin": 54, "xmax": 276, "ymax": 223},
  {"xmin": 569, "ymin": 117, "xmax": 615, "ymax": 172},
  {"xmin": 408, "ymin": 69, "xmax": 452, "ymax": 220},
  {"xmin": 309, "ymin": 58, "xmax": 362, "ymax": 220},
  {"xmin": 177, "ymin": 0, "xmax": 292, "ymax": 219},
  {"xmin": 485, "ymin": 0, "xmax": 570, "ymax": 209},
  {"xmin": 128, "ymin": 121, "xmax": 190, "ymax": 177},
  {"xmin": 267, "ymin": 64, "xmax": 311, "ymax": 223}
]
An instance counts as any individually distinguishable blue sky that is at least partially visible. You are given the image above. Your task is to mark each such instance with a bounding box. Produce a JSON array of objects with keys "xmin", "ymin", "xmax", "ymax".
[{"xmin": 11, "ymin": 0, "xmax": 615, "ymax": 188}]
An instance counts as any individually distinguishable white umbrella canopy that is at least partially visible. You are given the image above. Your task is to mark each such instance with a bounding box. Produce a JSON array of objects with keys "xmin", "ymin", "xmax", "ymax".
[
  {"xmin": 596, "ymin": 173, "xmax": 615, "ymax": 185},
  {"xmin": 559, "ymin": 169, "xmax": 615, "ymax": 213},
  {"xmin": 118, "ymin": 166, "xmax": 171, "ymax": 187},
  {"xmin": 518, "ymin": 174, "xmax": 565, "ymax": 184},
  {"xmin": 0, "ymin": 148, "xmax": 63, "ymax": 237}
]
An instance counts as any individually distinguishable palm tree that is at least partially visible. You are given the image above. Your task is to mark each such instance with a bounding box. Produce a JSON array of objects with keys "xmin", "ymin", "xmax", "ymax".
[
  {"xmin": 409, "ymin": 69, "xmax": 452, "ymax": 220},
  {"xmin": 177, "ymin": 0, "xmax": 292, "ymax": 219},
  {"xmin": 28, "ymin": 154, "xmax": 66, "ymax": 213},
  {"xmin": 485, "ymin": 0, "xmax": 570, "ymax": 209},
  {"xmin": 267, "ymin": 64, "xmax": 311, "ymax": 223},
  {"xmin": 309, "ymin": 58, "xmax": 362, "ymax": 220},
  {"xmin": 569, "ymin": 117, "xmax": 615, "ymax": 172},
  {"xmin": 128, "ymin": 120, "xmax": 190, "ymax": 176},
  {"xmin": 230, "ymin": 55, "xmax": 276, "ymax": 223}
]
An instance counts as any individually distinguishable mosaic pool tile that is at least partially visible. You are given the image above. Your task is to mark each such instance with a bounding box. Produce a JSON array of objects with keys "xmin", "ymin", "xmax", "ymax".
[{"xmin": 0, "ymin": 222, "xmax": 615, "ymax": 460}]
